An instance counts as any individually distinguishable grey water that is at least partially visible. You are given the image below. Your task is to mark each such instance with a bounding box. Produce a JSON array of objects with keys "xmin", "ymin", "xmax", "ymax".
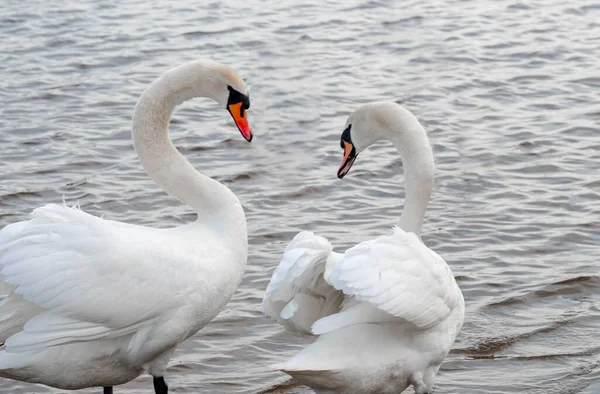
[{"xmin": 1, "ymin": 0, "xmax": 600, "ymax": 393}]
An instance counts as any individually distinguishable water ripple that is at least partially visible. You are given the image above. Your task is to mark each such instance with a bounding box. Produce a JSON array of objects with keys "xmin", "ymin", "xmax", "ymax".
[{"xmin": 1, "ymin": 0, "xmax": 600, "ymax": 393}]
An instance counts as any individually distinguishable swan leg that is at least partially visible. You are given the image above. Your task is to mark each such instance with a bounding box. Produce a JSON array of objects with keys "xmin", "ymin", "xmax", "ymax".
[
  {"xmin": 153, "ymin": 376, "xmax": 168, "ymax": 394},
  {"xmin": 103, "ymin": 387, "xmax": 113, "ymax": 394},
  {"xmin": 411, "ymin": 372, "xmax": 431, "ymax": 394},
  {"xmin": 413, "ymin": 382, "xmax": 430, "ymax": 394},
  {"xmin": 149, "ymin": 346, "xmax": 175, "ymax": 393}
]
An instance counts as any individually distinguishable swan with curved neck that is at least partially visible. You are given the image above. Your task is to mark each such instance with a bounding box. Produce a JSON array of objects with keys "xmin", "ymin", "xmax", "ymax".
[
  {"xmin": 337, "ymin": 101, "xmax": 434, "ymax": 235},
  {"xmin": 263, "ymin": 102, "xmax": 464, "ymax": 394},
  {"xmin": 133, "ymin": 59, "xmax": 252, "ymax": 219},
  {"xmin": 0, "ymin": 59, "xmax": 253, "ymax": 394}
]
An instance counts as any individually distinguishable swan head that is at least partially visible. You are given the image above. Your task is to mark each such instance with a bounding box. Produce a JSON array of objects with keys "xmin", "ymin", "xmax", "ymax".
[
  {"xmin": 337, "ymin": 103, "xmax": 389, "ymax": 178},
  {"xmin": 199, "ymin": 60, "xmax": 252, "ymax": 142},
  {"xmin": 163, "ymin": 59, "xmax": 253, "ymax": 142},
  {"xmin": 337, "ymin": 102, "xmax": 426, "ymax": 179}
]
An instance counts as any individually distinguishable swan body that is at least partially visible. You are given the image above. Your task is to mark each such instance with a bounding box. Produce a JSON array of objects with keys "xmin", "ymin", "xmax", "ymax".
[
  {"xmin": 0, "ymin": 59, "xmax": 253, "ymax": 392},
  {"xmin": 262, "ymin": 102, "xmax": 464, "ymax": 394}
]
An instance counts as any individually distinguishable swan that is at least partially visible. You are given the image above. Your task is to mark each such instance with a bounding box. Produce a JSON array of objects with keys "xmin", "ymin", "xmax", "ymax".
[
  {"xmin": 0, "ymin": 59, "xmax": 253, "ymax": 394},
  {"xmin": 262, "ymin": 102, "xmax": 465, "ymax": 394}
]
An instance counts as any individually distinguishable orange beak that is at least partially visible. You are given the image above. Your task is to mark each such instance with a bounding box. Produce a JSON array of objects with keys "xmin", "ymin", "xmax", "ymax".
[
  {"xmin": 337, "ymin": 140, "xmax": 357, "ymax": 179},
  {"xmin": 227, "ymin": 102, "xmax": 253, "ymax": 142}
]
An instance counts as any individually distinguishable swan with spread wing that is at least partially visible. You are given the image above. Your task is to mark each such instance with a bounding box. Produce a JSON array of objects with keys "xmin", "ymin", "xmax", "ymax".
[
  {"xmin": 0, "ymin": 59, "xmax": 253, "ymax": 394},
  {"xmin": 262, "ymin": 102, "xmax": 464, "ymax": 394}
]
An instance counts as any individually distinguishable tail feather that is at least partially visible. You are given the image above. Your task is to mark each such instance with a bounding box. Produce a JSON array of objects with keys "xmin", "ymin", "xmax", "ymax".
[{"xmin": 279, "ymin": 367, "xmax": 347, "ymax": 392}]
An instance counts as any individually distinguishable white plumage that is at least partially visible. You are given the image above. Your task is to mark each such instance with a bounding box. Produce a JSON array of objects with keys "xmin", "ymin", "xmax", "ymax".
[
  {"xmin": 0, "ymin": 59, "xmax": 253, "ymax": 393},
  {"xmin": 263, "ymin": 232, "xmax": 343, "ymax": 335},
  {"xmin": 262, "ymin": 102, "xmax": 465, "ymax": 394}
]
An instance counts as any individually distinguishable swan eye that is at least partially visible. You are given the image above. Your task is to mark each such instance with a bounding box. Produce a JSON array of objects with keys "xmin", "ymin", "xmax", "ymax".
[
  {"xmin": 226, "ymin": 85, "xmax": 250, "ymax": 110},
  {"xmin": 340, "ymin": 124, "xmax": 352, "ymax": 146}
]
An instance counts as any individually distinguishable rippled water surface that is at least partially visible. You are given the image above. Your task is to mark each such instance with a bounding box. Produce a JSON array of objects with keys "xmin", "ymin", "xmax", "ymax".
[{"xmin": 1, "ymin": 0, "xmax": 600, "ymax": 392}]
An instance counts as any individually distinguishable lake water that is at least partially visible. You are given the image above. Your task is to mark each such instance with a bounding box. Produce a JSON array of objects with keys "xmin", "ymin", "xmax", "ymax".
[{"xmin": 1, "ymin": 0, "xmax": 600, "ymax": 393}]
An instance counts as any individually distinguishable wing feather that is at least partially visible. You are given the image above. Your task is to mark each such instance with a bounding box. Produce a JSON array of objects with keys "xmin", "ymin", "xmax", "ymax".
[
  {"xmin": 262, "ymin": 232, "xmax": 344, "ymax": 334},
  {"xmin": 265, "ymin": 227, "xmax": 463, "ymax": 336},
  {"xmin": 0, "ymin": 204, "xmax": 208, "ymax": 352},
  {"xmin": 322, "ymin": 227, "xmax": 462, "ymax": 331}
]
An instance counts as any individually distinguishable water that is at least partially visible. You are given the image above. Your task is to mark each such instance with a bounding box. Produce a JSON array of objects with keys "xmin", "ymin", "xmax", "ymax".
[{"xmin": 1, "ymin": 0, "xmax": 600, "ymax": 392}]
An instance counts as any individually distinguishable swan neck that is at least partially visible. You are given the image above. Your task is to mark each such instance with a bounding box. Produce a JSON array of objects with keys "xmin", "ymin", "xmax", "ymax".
[
  {"xmin": 131, "ymin": 72, "xmax": 243, "ymax": 222},
  {"xmin": 388, "ymin": 124, "xmax": 434, "ymax": 237}
]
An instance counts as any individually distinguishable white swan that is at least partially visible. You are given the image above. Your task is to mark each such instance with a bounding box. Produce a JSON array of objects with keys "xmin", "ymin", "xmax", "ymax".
[
  {"xmin": 262, "ymin": 102, "xmax": 465, "ymax": 394},
  {"xmin": 0, "ymin": 59, "xmax": 253, "ymax": 394}
]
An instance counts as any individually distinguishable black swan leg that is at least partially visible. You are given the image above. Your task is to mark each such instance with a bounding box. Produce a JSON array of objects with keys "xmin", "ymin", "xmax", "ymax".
[{"xmin": 153, "ymin": 376, "xmax": 168, "ymax": 394}]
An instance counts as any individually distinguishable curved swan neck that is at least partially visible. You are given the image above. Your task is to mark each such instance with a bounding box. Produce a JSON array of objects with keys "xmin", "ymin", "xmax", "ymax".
[
  {"xmin": 131, "ymin": 66, "xmax": 243, "ymax": 221},
  {"xmin": 385, "ymin": 109, "xmax": 435, "ymax": 237}
]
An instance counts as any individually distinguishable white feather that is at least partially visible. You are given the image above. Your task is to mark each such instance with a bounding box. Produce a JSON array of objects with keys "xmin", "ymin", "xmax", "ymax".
[
  {"xmin": 261, "ymin": 102, "xmax": 465, "ymax": 394},
  {"xmin": 0, "ymin": 59, "xmax": 251, "ymax": 391},
  {"xmin": 262, "ymin": 231, "xmax": 344, "ymax": 335}
]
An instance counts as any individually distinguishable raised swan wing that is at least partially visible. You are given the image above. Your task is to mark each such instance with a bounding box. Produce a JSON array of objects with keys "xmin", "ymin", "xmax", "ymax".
[
  {"xmin": 264, "ymin": 228, "xmax": 462, "ymax": 336},
  {"xmin": 262, "ymin": 231, "xmax": 344, "ymax": 334},
  {"xmin": 312, "ymin": 227, "xmax": 462, "ymax": 334}
]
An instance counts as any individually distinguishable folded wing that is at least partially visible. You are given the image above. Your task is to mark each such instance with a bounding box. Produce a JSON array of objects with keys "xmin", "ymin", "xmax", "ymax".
[{"xmin": 0, "ymin": 204, "xmax": 201, "ymax": 353}]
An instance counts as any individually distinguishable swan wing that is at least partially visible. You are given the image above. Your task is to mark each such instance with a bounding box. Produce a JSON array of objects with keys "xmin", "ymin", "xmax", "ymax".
[
  {"xmin": 0, "ymin": 204, "xmax": 206, "ymax": 352},
  {"xmin": 314, "ymin": 227, "xmax": 462, "ymax": 333},
  {"xmin": 262, "ymin": 231, "xmax": 344, "ymax": 334}
]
